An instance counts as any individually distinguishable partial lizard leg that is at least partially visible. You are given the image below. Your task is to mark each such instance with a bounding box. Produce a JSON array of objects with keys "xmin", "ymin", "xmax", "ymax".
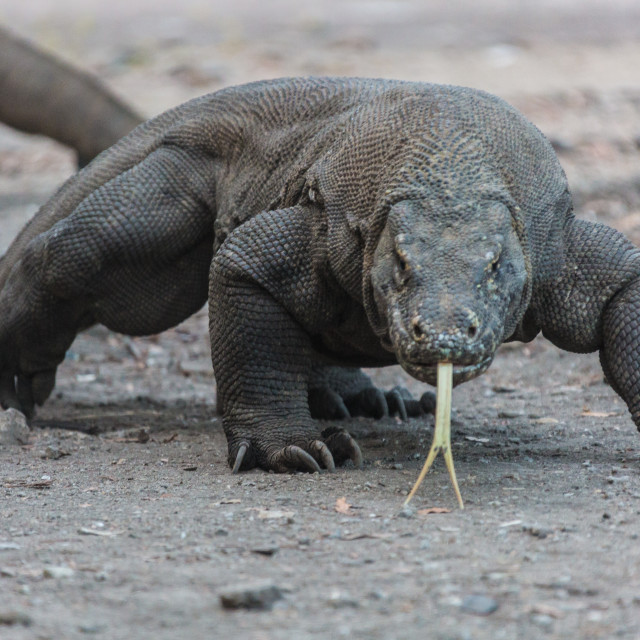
[
  {"xmin": 533, "ymin": 216, "xmax": 640, "ymax": 429},
  {"xmin": 0, "ymin": 146, "xmax": 215, "ymax": 415},
  {"xmin": 209, "ymin": 206, "xmax": 362, "ymax": 473},
  {"xmin": 308, "ymin": 364, "xmax": 435, "ymax": 420}
]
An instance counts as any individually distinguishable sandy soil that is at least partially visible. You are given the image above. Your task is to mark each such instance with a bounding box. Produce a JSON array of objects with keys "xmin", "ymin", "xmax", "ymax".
[{"xmin": 1, "ymin": 2, "xmax": 640, "ymax": 639}]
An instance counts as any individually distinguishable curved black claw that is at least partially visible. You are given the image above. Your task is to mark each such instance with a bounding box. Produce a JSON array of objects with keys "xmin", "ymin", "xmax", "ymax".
[
  {"xmin": 232, "ymin": 442, "xmax": 249, "ymax": 474},
  {"xmin": 308, "ymin": 387, "xmax": 351, "ymax": 420},
  {"xmin": 270, "ymin": 445, "xmax": 323, "ymax": 473},
  {"xmin": 309, "ymin": 440, "xmax": 336, "ymax": 472},
  {"xmin": 386, "ymin": 388, "xmax": 408, "ymax": 421},
  {"xmin": 322, "ymin": 426, "xmax": 363, "ymax": 468},
  {"xmin": 387, "ymin": 387, "xmax": 436, "ymax": 418}
]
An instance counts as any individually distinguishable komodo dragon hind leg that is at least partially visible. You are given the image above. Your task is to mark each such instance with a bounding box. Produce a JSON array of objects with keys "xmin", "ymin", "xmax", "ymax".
[{"xmin": 308, "ymin": 365, "xmax": 435, "ymax": 421}]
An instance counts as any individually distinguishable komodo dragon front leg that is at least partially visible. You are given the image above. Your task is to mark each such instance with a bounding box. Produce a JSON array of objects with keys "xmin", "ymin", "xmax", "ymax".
[
  {"xmin": 533, "ymin": 216, "xmax": 640, "ymax": 423},
  {"xmin": 209, "ymin": 205, "xmax": 363, "ymax": 473},
  {"xmin": 0, "ymin": 146, "xmax": 216, "ymax": 415}
]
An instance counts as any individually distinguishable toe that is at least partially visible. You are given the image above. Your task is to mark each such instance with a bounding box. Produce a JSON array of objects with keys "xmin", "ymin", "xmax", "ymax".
[
  {"xmin": 346, "ymin": 388, "xmax": 388, "ymax": 419},
  {"xmin": 322, "ymin": 427, "xmax": 363, "ymax": 468},
  {"xmin": 420, "ymin": 391, "xmax": 436, "ymax": 414},
  {"xmin": 232, "ymin": 442, "xmax": 250, "ymax": 474},
  {"xmin": 309, "ymin": 440, "xmax": 336, "ymax": 472},
  {"xmin": 0, "ymin": 373, "xmax": 19, "ymax": 411},
  {"xmin": 270, "ymin": 445, "xmax": 322, "ymax": 473},
  {"xmin": 308, "ymin": 387, "xmax": 351, "ymax": 420},
  {"xmin": 386, "ymin": 388, "xmax": 408, "ymax": 420}
]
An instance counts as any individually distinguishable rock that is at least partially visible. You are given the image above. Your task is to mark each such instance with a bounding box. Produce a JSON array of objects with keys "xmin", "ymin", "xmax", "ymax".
[
  {"xmin": 250, "ymin": 545, "xmax": 279, "ymax": 556},
  {"xmin": 219, "ymin": 581, "xmax": 283, "ymax": 610},
  {"xmin": 327, "ymin": 590, "xmax": 360, "ymax": 608},
  {"xmin": 498, "ymin": 410, "xmax": 525, "ymax": 419},
  {"xmin": 0, "ymin": 610, "xmax": 32, "ymax": 626},
  {"xmin": 460, "ymin": 594, "xmax": 499, "ymax": 616},
  {"xmin": 397, "ymin": 506, "xmax": 415, "ymax": 519},
  {"xmin": 522, "ymin": 523, "xmax": 554, "ymax": 539},
  {"xmin": 42, "ymin": 445, "xmax": 70, "ymax": 459},
  {"xmin": 43, "ymin": 566, "xmax": 75, "ymax": 579},
  {"xmin": 78, "ymin": 622, "xmax": 108, "ymax": 634},
  {"xmin": 531, "ymin": 613, "xmax": 554, "ymax": 630},
  {"xmin": 0, "ymin": 409, "xmax": 30, "ymax": 445},
  {"xmin": 179, "ymin": 358, "xmax": 213, "ymax": 376}
]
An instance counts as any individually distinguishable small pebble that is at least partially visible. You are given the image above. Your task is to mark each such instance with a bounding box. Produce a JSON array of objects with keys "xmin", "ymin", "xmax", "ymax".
[
  {"xmin": 498, "ymin": 410, "xmax": 525, "ymax": 419},
  {"xmin": 531, "ymin": 613, "xmax": 554, "ymax": 630},
  {"xmin": 251, "ymin": 545, "xmax": 279, "ymax": 556},
  {"xmin": 78, "ymin": 623, "xmax": 108, "ymax": 634},
  {"xmin": 522, "ymin": 524, "xmax": 553, "ymax": 539},
  {"xmin": 219, "ymin": 581, "xmax": 283, "ymax": 610},
  {"xmin": 0, "ymin": 610, "xmax": 32, "ymax": 626},
  {"xmin": 42, "ymin": 445, "xmax": 69, "ymax": 460},
  {"xmin": 606, "ymin": 475, "xmax": 629, "ymax": 484},
  {"xmin": 460, "ymin": 594, "xmax": 499, "ymax": 616},
  {"xmin": 43, "ymin": 566, "xmax": 75, "ymax": 579},
  {"xmin": 328, "ymin": 590, "xmax": 360, "ymax": 608},
  {"xmin": 0, "ymin": 409, "xmax": 30, "ymax": 446},
  {"xmin": 397, "ymin": 506, "xmax": 415, "ymax": 519}
]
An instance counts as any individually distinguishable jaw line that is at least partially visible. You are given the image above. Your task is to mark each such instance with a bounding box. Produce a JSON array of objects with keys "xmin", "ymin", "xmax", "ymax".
[{"xmin": 399, "ymin": 357, "xmax": 493, "ymax": 385}]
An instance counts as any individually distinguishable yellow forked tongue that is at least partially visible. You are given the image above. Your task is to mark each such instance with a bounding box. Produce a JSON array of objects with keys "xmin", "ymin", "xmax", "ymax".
[{"xmin": 404, "ymin": 362, "xmax": 464, "ymax": 509}]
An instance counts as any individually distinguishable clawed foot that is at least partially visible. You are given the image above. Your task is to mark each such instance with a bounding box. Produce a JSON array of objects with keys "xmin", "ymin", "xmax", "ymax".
[
  {"xmin": 0, "ymin": 370, "xmax": 57, "ymax": 419},
  {"xmin": 229, "ymin": 427, "xmax": 362, "ymax": 474},
  {"xmin": 309, "ymin": 384, "xmax": 435, "ymax": 421}
]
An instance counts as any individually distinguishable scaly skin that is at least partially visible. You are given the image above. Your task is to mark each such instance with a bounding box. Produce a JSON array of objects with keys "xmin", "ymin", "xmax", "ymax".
[{"xmin": 1, "ymin": 77, "xmax": 640, "ymax": 473}]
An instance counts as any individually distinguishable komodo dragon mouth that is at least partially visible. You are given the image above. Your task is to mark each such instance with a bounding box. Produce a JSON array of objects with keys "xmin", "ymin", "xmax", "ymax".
[
  {"xmin": 399, "ymin": 357, "xmax": 493, "ymax": 386},
  {"xmin": 380, "ymin": 308, "xmax": 498, "ymax": 387}
]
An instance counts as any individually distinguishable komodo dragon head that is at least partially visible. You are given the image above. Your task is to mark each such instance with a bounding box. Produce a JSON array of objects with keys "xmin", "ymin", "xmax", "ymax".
[
  {"xmin": 304, "ymin": 88, "xmax": 536, "ymax": 387},
  {"xmin": 368, "ymin": 194, "xmax": 528, "ymax": 386}
]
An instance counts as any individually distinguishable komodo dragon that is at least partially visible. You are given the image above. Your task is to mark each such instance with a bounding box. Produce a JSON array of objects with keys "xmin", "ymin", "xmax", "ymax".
[
  {"xmin": 1, "ymin": 77, "xmax": 640, "ymax": 476},
  {"xmin": 0, "ymin": 27, "xmax": 142, "ymax": 167}
]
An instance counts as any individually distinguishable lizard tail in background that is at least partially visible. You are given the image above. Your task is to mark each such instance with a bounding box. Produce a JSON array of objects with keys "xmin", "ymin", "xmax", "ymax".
[{"xmin": 0, "ymin": 26, "xmax": 143, "ymax": 167}]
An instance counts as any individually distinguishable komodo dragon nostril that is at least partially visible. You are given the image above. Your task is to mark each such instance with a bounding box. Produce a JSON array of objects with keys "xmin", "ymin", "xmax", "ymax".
[
  {"xmin": 411, "ymin": 316, "xmax": 425, "ymax": 341},
  {"xmin": 465, "ymin": 314, "xmax": 480, "ymax": 340}
]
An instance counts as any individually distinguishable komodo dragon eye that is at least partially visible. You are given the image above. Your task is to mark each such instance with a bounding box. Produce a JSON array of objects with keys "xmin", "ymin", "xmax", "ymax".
[
  {"xmin": 485, "ymin": 248, "xmax": 501, "ymax": 273},
  {"xmin": 393, "ymin": 248, "xmax": 411, "ymax": 287},
  {"xmin": 306, "ymin": 185, "xmax": 323, "ymax": 205}
]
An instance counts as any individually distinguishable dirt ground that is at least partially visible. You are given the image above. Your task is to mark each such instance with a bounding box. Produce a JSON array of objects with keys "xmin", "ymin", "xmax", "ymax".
[{"xmin": 1, "ymin": 2, "xmax": 640, "ymax": 639}]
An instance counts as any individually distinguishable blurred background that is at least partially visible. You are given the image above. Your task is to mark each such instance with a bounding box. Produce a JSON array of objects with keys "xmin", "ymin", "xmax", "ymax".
[{"xmin": 1, "ymin": 0, "xmax": 640, "ymax": 254}]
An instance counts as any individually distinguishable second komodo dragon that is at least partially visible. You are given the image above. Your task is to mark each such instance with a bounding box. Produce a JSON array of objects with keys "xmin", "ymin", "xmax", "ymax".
[{"xmin": 2, "ymin": 77, "xmax": 640, "ymax": 475}]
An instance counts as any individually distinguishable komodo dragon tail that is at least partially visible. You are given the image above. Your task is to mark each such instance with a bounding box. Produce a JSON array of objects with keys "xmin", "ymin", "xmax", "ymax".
[{"xmin": 0, "ymin": 26, "xmax": 142, "ymax": 167}]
